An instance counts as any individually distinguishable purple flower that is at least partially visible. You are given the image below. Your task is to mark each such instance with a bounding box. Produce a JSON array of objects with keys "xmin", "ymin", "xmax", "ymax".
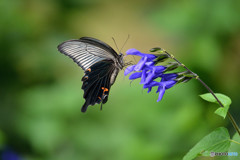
[
  {"xmin": 143, "ymin": 73, "xmax": 177, "ymax": 101},
  {"xmin": 126, "ymin": 49, "xmax": 157, "ymax": 61},
  {"xmin": 126, "ymin": 65, "xmax": 166, "ymax": 83},
  {"xmin": 129, "ymin": 72, "xmax": 142, "ymax": 80},
  {"xmin": 143, "ymin": 66, "xmax": 166, "ymax": 84},
  {"xmin": 125, "ymin": 49, "xmax": 179, "ymax": 102},
  {"xmin": 124, "ymin": 49, "xmax": 156, "ymax": 76},
  {"xmin": 1, "ymin": 148, "xmax": 21, "ymax": 160}
]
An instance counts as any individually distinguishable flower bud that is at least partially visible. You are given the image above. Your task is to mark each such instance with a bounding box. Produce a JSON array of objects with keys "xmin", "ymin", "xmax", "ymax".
[{"xmin": 149, "ymin": 47, "xmax": 162, "ymax": 52}]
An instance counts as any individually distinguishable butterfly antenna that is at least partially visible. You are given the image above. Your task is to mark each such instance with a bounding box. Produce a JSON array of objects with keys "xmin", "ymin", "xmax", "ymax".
[
  {"xmin": 112, "ymin": 37, "xmax": 120, "ymax": 53},
  {"xmin": 121, "ymin": 35, "xmax": 136, "ymax": 63},
  {"xmin": 120, "ymin": 34, "xmax": 130, "ymax": 53}
]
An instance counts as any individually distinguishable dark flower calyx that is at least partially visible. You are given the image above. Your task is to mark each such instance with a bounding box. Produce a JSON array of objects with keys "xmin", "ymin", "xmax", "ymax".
[
  {"xmin": 177, "ymin": 71, "xmax": 195, "ymax": 77},
  {"xmin": 149, "ymin": 47, "xmax": 162, "ymax": 52},
  {"xmin": 164, "ymin": 62, "xmax": 180, "ymax": 72},
  {"xmin": 153, "ymin": 54, "xmax": 169, "ymax": 63},
  {"xmin": 175, "ymin": 76, "xmax": 193, "ymax": 83}
]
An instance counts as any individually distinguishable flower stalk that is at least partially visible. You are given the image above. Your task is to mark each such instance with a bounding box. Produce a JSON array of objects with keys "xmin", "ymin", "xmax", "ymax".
[{"xmin": 155, "ymin": 48, "xmax": 240, "ymax": 136}]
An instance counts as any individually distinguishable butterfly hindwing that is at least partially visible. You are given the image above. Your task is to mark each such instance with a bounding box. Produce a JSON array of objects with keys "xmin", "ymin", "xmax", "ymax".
[{"xmin": 81, "ymin": 60, "xmax": 119, "ymax": 112}]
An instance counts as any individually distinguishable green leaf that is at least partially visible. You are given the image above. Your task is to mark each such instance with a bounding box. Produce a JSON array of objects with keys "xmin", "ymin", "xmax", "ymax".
[
  {"xmin": 214, "ymin": 105, "xmax": 230, "ymax": 119},
  {"xmin": 199, "ymin": 93, "xmax": 231, "ymax": 119},
  {"xmin": 183, "ymin": 127, "xmax": 231, "ymax": 160},
  {"xmin": 228, "ymin": 132, "xmax": 240, "ymax": 160},
  {"xmin": 199, "ymin": 93, "xmax": 231, "ymax": 106}
]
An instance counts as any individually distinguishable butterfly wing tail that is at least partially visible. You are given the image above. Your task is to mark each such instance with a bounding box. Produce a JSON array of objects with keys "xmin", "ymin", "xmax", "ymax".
[{"xmin": 81, "ymin": 102, "xmax": 89, "ymax": 112}]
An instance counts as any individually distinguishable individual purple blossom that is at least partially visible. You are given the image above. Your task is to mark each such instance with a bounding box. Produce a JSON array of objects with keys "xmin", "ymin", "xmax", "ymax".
[
  {"xmin": 142, "ymin": 66, "xmax": 166, "ymax": 84},
  {"xmin": 143, "ymin": 73, "xmax": 177, "ymax": 101},
  {"xmin": 124, "ymin": 49, "xmax": 156, "ymax": 76},
  {"xmin": 128, "ymin": 65, "xmax": 167, "ymax": 84}
]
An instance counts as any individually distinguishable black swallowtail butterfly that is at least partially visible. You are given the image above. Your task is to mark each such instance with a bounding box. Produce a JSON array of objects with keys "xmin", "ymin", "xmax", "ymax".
[{"xmin": 57, "ymin": 37, "xmax": 124, "ymax": 112}]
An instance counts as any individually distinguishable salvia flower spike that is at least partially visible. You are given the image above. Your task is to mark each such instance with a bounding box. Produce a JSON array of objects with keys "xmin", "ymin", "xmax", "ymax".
[{"xmin": 125, "ymin": 48, "xmax": 196, "ymax": 102}]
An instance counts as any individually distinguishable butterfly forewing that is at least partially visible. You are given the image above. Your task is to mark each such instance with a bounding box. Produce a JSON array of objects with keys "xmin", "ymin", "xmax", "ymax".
[
  {"xmin": 57, "ymin": 37, "xmax": 123, "ymax": 112},
  {"xmin": 58, "ymin": 40, "xmax": 111, "ymax": 70}
]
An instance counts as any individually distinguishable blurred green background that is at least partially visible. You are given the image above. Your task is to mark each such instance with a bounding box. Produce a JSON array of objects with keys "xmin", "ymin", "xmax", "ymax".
[{"xmin": 0, "ymin": 0, "xmax": 240, "ymax": 159}]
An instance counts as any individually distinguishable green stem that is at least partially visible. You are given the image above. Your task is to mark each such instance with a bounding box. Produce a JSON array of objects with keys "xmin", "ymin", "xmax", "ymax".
[
  {"xmin": 229, "ymin": 139, "xmax": 240, "ymax": 145},
  {"xmin": 197, "ymin": 78, "xmax": 240, "ymax": 136},
  {"xmin": 162, "ymin": 50, "xmax": 240, "ymax": 136}
]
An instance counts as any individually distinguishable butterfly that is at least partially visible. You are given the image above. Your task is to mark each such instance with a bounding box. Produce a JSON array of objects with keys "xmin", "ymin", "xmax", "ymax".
[{"xmin": 57, "ymin": 37, "xmax": 125, "ymax": 112}]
